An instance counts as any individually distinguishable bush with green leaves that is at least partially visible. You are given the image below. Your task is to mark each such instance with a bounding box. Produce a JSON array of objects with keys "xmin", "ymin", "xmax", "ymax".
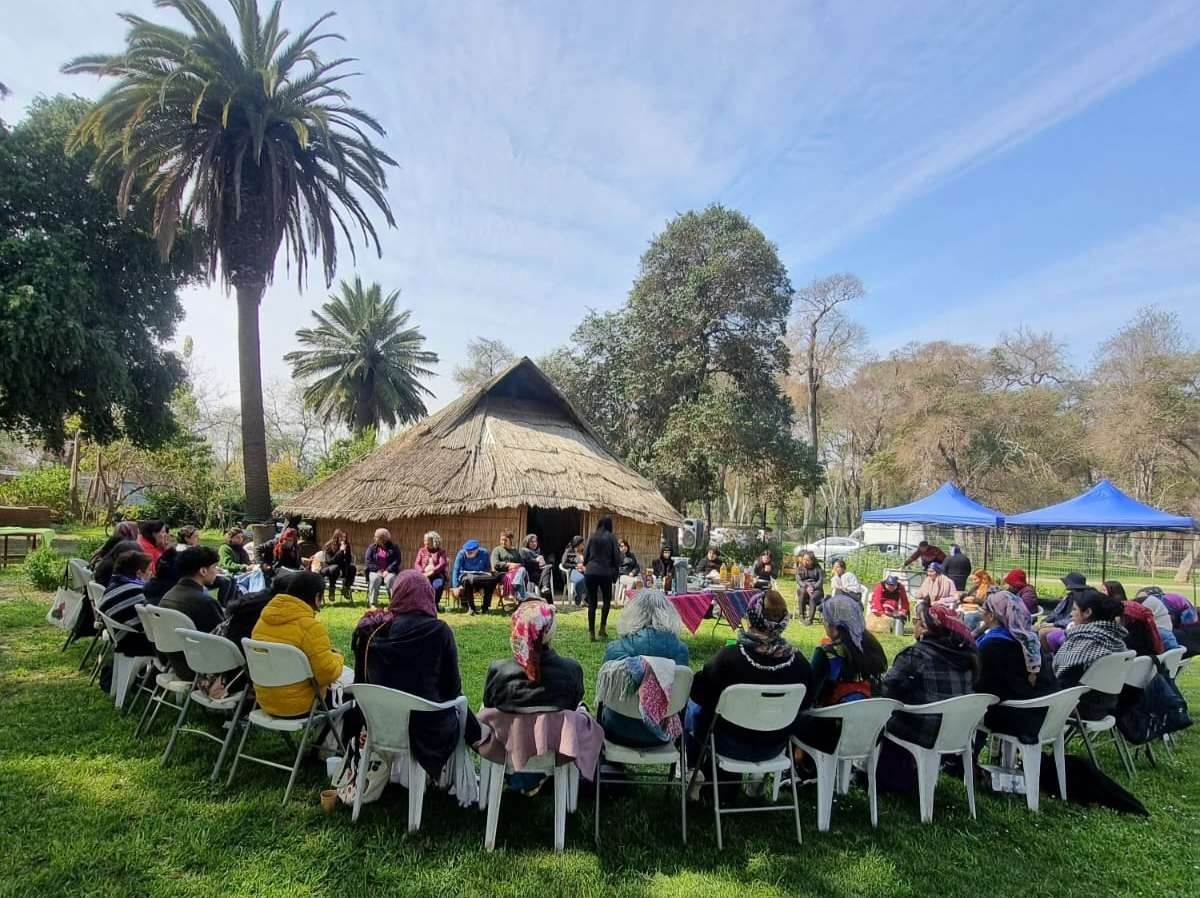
[
  {"xmin": 719, "ymin": 538, "xmax": 782, "ymax": 573},
  {"xmin": 74, "ymin": 536, "xmax": 102, "ymax": 561},
  {"xmin": 0, "ymin": 466, "xmax": 71, "ymax": 521},
  {"xmin": 842, "ymin": 548, "xmax": 905, "ymax": 587},
  {"xmin": 23, "ymin": 545, "xmax": 63, "ymax": 591}
]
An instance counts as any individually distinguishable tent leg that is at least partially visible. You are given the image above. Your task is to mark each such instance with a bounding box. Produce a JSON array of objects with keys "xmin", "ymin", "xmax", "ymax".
[{"xmin": 1101, "ymin": 531, "xmax": 1108, "ymax": 582}]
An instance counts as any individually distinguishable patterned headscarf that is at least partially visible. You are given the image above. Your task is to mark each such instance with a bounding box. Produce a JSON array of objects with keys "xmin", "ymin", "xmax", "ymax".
[
  {"xmin": 1122, "ymin": 600, "xmax": 1164, "ymax": 655},
  {"xmin": 983, "ymin": 590, "xmax": 1041, "ymax": 674},
  {"xmin": 820, "ymin": 595, "xmax": 866, "ymax": 650},
  {"xmin": 510, "ymin": 600, "xmax": 557, "ymax": 682},
  {"xmin": 919, "ymin": 601, "xmax": 976, "ymax": 647},
  {"xmin": 739, "ymin": 591, "xmax": 794, "ymax": 661},
  {"xmin": 355, "ymin": 570, "xmax": 438, "ymax": 634}
]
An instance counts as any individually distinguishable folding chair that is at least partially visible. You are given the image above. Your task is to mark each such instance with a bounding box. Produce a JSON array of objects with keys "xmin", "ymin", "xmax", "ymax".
[
  {"xmin": 229, "ymin": 638, "xmax": 347, "ymax": 805},
  {"xmin": 688, "ymin": 683, "xmax": 808, "ymax": 850},
  {"xmin": 979, "ymin": 685, "xmax": 1089, "ymax": 812},
  {"xmin": 790, "ymin": 697, "xmax": 901, "ymax": 831},
  {"xmin": 1157, "ymin": 647, "xmax": 1186, "ymax": 680},
  {"xmin": 133, "ymin": 606, "xmax": 195, "ymax": 737},
  {"xmin": 593, "ymin": 665, "xmax": 694, "ymax": 844},
  {"xmin": 342, "ymin": 683, "xmax": 469, "ymax": 828},
  {"xmin": 884, "ymin": 692, "xmax": 998, "ymax": 823},
  {"xmin": 1065, "ymin": 650, "xmax": 1135, "ymax": 778},
  {"xmin": 95, "ymin": 609, "xmax": 156, "ymax": 712},
  {"xmin": 80, "ymin": 581, "xmax": 108, "ymax": 675},
  {"xmin": 161, "ymin": 629, "xmax": 249, "ymax": 783}
]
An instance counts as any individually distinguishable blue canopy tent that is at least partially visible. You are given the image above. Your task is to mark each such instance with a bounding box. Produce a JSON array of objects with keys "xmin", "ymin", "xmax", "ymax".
[
  {"xmin": 862, "ymin": 482, "xmax": 1005, "ymax": 567},
  {"xmin": 1006, "ymin": 479, "xmax": 1196, "ymax": 580}
]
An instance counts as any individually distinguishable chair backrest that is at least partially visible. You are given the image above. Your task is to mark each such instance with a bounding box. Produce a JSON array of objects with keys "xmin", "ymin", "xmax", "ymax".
[
  {"xmin": 345, "ymin": 683, "xmax": 466, "ymax": 752},
  {"xmin": 241, "ymin": 637, "xmax": 315, "ymax": 688},
  {"xmin": 86, "ymin": 581, "xmax": 106, "ymax": 607},
  {"xmin": 143, "ymin": 605, "xmax": 195, "ymax": 654},
  {"xmin": 1125, "ymin": 655, "xmax": 1156, "ymax": 690},
  {"xmin": 998, "ymin": 686, "xmax": 1089, "ymax": 742},
  {"xmin": 714, "ymin": 682, "xmax": 808, "ymax": 732},
  {"xmin": 96, "ymin": 609, "xmax": 138, "ymax": 644},
  {"xmin": 134, "ymin": 604, "xmax": 158, "ymax": 647},
  {"xmin": 800, "ymin": 697, "xmax": 902, "ymax": 758},
  {"xmin": 177, "ymin": 628, "xmax": 245, "ymax": 676},
  {"xmin": 1157, "ymin": 647, "xmax": 1186, "ymax": 679},
  {"xmin": 1079, "ymin": 650, "xmax": 1136, "ymax": 695},
  {"xmin": 899, "ymin": 693, "xmax": 998, "ymax": 752},
  {"xmin": 601, "ymin": 664, "xmax": 695, "ymax": 722},
  {"xmin": 68, "ymin": 558, "xmax": 93, "ymax": 590}
]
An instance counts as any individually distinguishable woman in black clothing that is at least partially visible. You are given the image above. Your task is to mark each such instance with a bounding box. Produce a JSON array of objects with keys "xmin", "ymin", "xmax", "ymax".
[
  {"xmin": 795, "ymin": 551, "xmax": 824, "ymax": 625},
  {"xmin": 319, "ymin": 529, "xmax": 357, "ymax": 603},
  {"xmin": 583, "ymin": 516, "xmax": 621, "ymax": 641},
  {"xmin": 1052, "ymin": 589, "xmax": 1128, "ymax": 721},
  {"xmin": 652, "ymin": 546, "xmax": 676, "ymax": 591},
  {"xmin": 483, "ymin": 600, "xmax": 583, "ymax": 712},
  {"xmin": 976, "ymin": 591, "xmax": 1052, "ymax": 742}
]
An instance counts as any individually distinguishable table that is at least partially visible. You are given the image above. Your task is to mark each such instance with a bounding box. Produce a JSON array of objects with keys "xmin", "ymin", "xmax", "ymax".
[
  {"xmin": 667, "ymin": 589, "xmax": 761, "ymax": 634},
  {"xmin": 0, "ymin": 527, "xmax": 54, "ymax": 568}
]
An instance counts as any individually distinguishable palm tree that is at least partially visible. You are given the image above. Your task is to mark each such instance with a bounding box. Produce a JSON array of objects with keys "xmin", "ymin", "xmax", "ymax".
[
  {"xmin": 64, "ymin": 0, "xmax": 396, "ymax": 522},
  {"xmin": 285, "ymin": 278, "xmax": 438, "ymax": 434}
]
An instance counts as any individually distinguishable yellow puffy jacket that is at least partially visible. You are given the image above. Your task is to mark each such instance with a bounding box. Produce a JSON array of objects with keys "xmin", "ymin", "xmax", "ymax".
[{"xmin": 250, "ymin": 594, "xmax": 344, "ymax": 717}]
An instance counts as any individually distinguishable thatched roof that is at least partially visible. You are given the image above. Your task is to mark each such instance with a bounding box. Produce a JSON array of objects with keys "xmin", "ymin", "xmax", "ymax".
[{"xmin": 278, "ymin": 357, "xmax": 681, "ymax": 526}]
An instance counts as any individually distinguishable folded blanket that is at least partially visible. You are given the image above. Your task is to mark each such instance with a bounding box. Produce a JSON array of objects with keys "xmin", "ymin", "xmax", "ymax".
[{"xmin": 595, "ymin": 656, "xmax": 681, "ymax": 741}]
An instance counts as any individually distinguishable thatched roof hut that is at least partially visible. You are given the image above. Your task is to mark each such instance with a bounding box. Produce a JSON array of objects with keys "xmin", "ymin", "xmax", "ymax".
[{"xmin": 278, "ymin": 358, "xmax": 680, "ymax": 570}]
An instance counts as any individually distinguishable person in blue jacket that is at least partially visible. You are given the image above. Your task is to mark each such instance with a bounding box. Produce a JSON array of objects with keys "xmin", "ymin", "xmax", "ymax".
[
  {"xmin": 451, "ymin": 539, "xmax": 500, "ymax": 614},
  {"xmin": 599, "ymin": 589, "xmax": 690, "ymax": 747}
]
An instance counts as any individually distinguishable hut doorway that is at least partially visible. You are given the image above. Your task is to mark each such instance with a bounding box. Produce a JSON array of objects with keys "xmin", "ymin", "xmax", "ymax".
[{"xmin": 526, "ymin": 506, "xmax": 583, "ymax": 564}]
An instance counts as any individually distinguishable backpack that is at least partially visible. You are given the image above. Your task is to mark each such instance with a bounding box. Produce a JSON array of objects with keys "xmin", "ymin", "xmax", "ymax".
[{"xmin": 1116, "ymin": 659, "xmax": 1192, "ymax": 744}]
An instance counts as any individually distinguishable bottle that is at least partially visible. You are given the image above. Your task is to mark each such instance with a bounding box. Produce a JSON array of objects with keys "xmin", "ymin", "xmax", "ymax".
[
  {"xmin": 720, "ymin": 562, "xmax": 730, "ymax": 582},
  {"xmin": 731, "ymin": 561, "xmax": 741, "ymax": 580}
]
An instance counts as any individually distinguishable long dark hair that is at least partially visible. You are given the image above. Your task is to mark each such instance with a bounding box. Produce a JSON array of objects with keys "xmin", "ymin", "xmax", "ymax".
[
  {"xmin": 1075, "ymin": 588, "xmax": 1123, "ymax": 622},
  {"xmin": 1103, "ymin": 580, "xmax": 1128, "ymax": 602},
  {"xmin": 594, "ymin": 516, "xmax": 613, "ymax": 534}
]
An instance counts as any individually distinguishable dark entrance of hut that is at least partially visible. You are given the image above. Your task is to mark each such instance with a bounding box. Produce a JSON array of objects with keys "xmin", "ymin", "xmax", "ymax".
[{"xmin": 526, "ymin": 506, "xmax": 583, "ymax": 572}]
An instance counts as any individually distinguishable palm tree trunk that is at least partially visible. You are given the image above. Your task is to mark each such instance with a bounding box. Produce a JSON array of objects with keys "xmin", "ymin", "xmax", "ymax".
[{"xmin": 236, "ymin": 282, "xmax": 273, "ymax": 522}]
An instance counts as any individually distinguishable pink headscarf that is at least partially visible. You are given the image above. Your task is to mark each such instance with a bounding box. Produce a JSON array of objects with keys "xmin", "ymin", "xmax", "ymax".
[
  {"xmin": 355, "ymin": 570, "xmax": 438, "ymax": 633},
  {"xmin": 510, "ymin": 601, "xmax": 557, "ymax": 682}
]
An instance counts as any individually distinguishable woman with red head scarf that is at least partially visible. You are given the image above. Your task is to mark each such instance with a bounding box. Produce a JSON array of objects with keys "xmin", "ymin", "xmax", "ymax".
[
  {"xmin": 1003, "ymin": 569, "xmax": 1039, "ymax": 615},
  {"xmin": 483, "ymin": 601, "xmax": 583, "ymax": 712}
]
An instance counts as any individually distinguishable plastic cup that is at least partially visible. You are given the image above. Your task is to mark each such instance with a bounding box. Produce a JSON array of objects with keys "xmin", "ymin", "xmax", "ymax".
[{"xmin": 320, "ymin": 788, "xmax": 337, "ymax": 814}]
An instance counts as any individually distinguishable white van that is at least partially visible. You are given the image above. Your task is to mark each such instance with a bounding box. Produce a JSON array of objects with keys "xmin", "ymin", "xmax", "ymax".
[{"xmin": 849, "ymin": 522, "xmax": 928, "ymax": 547}]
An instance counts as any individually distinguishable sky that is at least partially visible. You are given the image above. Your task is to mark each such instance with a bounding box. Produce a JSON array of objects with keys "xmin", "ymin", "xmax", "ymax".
[{"xmin": 3, "ymin": 0, "xmax": 1199, "ymax": 411}]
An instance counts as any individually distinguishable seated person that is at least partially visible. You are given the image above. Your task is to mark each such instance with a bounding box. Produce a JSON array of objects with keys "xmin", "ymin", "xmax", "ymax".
[
  {"xmin": 960, "ymin": 568, "xmax": 993, "ymax": 630},
  {"xmin": 519, "ymin": 533, "xmax": 554, "ymax": 599},
  {"xmin": 352, "ymin": 570, "xmax": 483, "ymax": 773},
  {"xmin": 903, "ymin": 540, "xmax": 946, "ymax": 571},
  {"xmin": 363, "ymin": 528, "xmax": 402, "ymax": 608},
  {"xmin": 318, "ymin": 529, "xmax": 357, "ymax": 603},
  {"xmin": 90, "ymin": 521, "xmax": 141, "ymax": 567},
  {"xmin": 752, "ymin": 549, "xmax": 776, "ymax": 589},
  {"xmin": 414, "ymin": 531, "xmax": 450, "ymax": 605},
  {"xmin": 828, "ymin": 559, "xmax": 863, "ymax": 603},
  {"xmin": 98, "ymin": 549, "xmax": 156, "ymax": 657},
  {"xmin": 250, "ymin": 571, "xmax": 346, "ymax": 717},
  {"xmin": 452, "ymin": 539, "xmax": 500, "ymax": 614},
  {"xmin": 483, "ymin": 600, "xmax": 584, "ymax": 712},
  {"xmin": 491, "ymin": 529, "xmax": 529, "ymax": 599},
  {"xmin": 598, "ymin": 589, "xmax": 689, "ymax": 747},
  {"xmin": 562, "ymin": 536, "xmax": 587, "ymax": 606},
  {"xmin": 697, "ymin": 546, "xmax": 723, "ymax": 579},
  {"xmin": 1051, "ymin": 589, "xmax": 1128, "ymax": 721},
  {"xmin": 652, "ymin": 545, "xmax": 676, "ymax": 592},
  {"xmin": 136, "ymin": 519, "xmax": 170, "ymax": 575},
  {"xmin": 976, "ymin": 591, "xmax": 1052, "ymax": 742},
  {"xmin": 806, "ymin": 596, "xmax": 887, "ymax": 707},
  {"xmin": 868, "ymin": 575, "xmax": 910, "ymax": 632},
  {"xmin": 270, "ymin": 526, "xmax": 305, "ymax": 574},
  {"xmin": 1119, "ymin": 597, "xmax": 1164, "ymax": 658},
  {"xmin": 1128, "ymin": 584, "xmax": 1181, "ymax": 651},
  {"xmin": 159, "ymin": 546, "xmax": 225, "ymax": 681},
  {"xmin": 685, "ymin": 590, "xmax": 812, "ymax": 782},
  {"xmin": 913, "ymin": 562, "xmax": 957, "ymax": 610},
  {"xmin": 1003, "ymin": 568, "xmax": 1039, "ymax": 615},
  {"xmin": 1040, "ymin": 571, "xmax": 1088, "ymax": 630},
  {"xmin": 92, "ymin": 538, "xmax": 141, "ymax": 588},
  {"xmin": 617, "ymin": 538, "xmax": 641, "ymax": 594},
  {"xmin": 795, "ymin": 550, "xmax": 825, "ymax": 625},
  {"xmin": 218, "ymin": 527, "xmax": 255, "ymax": 573}
]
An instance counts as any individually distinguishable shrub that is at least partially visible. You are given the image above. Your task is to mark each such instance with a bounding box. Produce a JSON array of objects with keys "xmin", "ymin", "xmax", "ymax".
[
  {"xmin": 0, "ymin": 466, "xmax": 71, "ymax": 521},
  {"xmin": 75, "ymin": 536, "xmax": 102, "ymax": 560},
  {"xmin": 842, "ymin": 548, "xmax": 904, "ymax": 587},
  {"xmin": 23, "ymin": 545, "xmax": 63, "ymax": 591},
  {"xmin": 117, "ymin": 504, "xmax": 142, "ymax": 522}
]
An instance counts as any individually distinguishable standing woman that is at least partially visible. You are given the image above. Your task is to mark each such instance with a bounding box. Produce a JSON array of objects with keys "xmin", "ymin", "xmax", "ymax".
[
  {"xmin": 320, "ymin": 529, "xmax": 357, "ymax": 604},
  {"xmin": 795, "ymin": 550, "xmax": 824, "ymax": 625},
  {"xmin": 583, "ymin": 516, "xmax": 622, "ymax": 642}
]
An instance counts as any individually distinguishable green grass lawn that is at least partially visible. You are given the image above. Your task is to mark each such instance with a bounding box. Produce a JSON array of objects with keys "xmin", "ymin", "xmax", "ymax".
[{"xmin": 1, "ymin": 570, "xmax": 1199, "ymax": 898}]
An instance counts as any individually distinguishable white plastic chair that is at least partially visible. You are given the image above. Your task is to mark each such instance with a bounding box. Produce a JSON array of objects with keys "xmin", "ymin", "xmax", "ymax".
[
  {"xmin": 342, "ymin": 683, "xmax": 469, "ymax": 829},
  {"xmin": 1157, "ymin": 647, "xmax": 1186, "ymax": 680},
  {"xmin": 790, "ymin": 697, "xmax": 901, "ymax": 831},
  {"xmin": 81, "ymin": 581, "xmax": 109, "ymax": 676},
  {"xmin": 689, "ymin": 683, "xmax": 808, "ymax": 850},
  {"xmin": 593, "ymin": 665, "xmax": 694, "ymax": 844},
  {"xmin": 133, "ymin": 606, "xmax": 195, "ymax": 737},
  {"xmin": 94, "ymin": 609, "xmax": 156, "ymax": 712},
  {"xmin": 884, "ymin": 692, "xmax": 998, "ymax": 823},
  {"xmin": 229, "ymin": 638, "xmax": 346, "ymax": 805},
  {"xmin": 979, "ymin": 685, "xmax": 1089, "ymax": 812},
  {"xmin": 68, "ymin": 558, "xmax": 93, "ymax": 590},
  {"xmin": 161, "ymin": 629, "xmax": 249, "ymax": 782},
  {"xmin": 477, "ymin": 707, "xmax": 581, "ymax": 853},
  {"xmin": 1068, "ymin": 651, "xmax": 1135, "ymax": 778}
]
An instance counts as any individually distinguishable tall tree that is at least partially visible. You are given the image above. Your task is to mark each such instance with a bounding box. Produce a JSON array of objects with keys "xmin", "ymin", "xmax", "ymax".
[
  {"xmin": 285, "ymin": 278, "xmax": 438, "ymax": 434},
  {"xmin": 453, "ymin": 338, "xmax": 517, "ymax": 391},
  {"xmin": 0, "ymin": 95, "xmax": 194, "ymax": 449},
  {"xmin": 65, "ymin": 0, "xmax": 397, "ymax": 522},
  {"xmin": 789, "ymin": 273, "xmax": 866, "ymax": 524}
]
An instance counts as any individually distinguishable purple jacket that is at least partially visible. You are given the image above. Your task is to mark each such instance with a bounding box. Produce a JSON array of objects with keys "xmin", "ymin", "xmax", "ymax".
[{"xmin": 364, "ymin": 541, "xmax": 401, "ymax": 575}]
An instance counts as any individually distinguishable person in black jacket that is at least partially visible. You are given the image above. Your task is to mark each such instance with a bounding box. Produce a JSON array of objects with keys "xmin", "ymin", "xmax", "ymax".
[
  {"xmin": 319, "ymin": 529, "xmax": 357, "ymax": 603},
  {"xmin": 483, "ymin": 600, "xmax": 584, "ymax": 712},
  {"xmin": 795, "ymin": 551, "xmax": 824, "ymax": 625},
  {"xmin": 158, "ymin": 547, "xmax": 225, "ymax": 680},
  {"xmin": 976, "ymin": 591, "xmax": 1052, "ymax": 743},
  {"xmin": 97, "ymin": 549, "xmax": 156, "ymax": 657},
  {"xmin": 583, "ymin": 516, "xmax": 622, "ymax": 641},
  {"xmin": 943, "ymin": 545, "xmax": 973, "ymax": 592}
]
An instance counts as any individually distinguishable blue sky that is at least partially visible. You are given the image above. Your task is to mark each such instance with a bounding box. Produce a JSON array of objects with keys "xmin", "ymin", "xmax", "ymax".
[{"xmin": 3, "ymin": 1, "xmax": 1198, "ymax": 408}]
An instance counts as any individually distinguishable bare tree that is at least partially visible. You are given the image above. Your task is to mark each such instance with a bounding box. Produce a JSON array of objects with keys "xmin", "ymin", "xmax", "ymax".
[
  {"xmin": 989, "ymin": 327, "xmax": 1071, "ymax": 388},
  {"xmin": 788, "ymin": 274, "xmax": 866, "ymax": 524},
  {"xmin": 452, "ymin": 338, "xmax": 517, "ymax": 391}
]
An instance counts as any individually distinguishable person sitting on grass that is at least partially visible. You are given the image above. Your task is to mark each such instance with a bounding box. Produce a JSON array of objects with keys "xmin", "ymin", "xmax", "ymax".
[
  {"xmin": 97, "ymin": 549, "xmax": 155, "ymax": 657},
  {"xmin": 451, "ymin": 539, "xmax": 499, "ymax": 615},
  {"xmin": 483, "ymin": 600, "xmax": 584, "ymax": 712},
  {"xmin": 913, "ymin": 562, "xmax": 957, "ymax": 610},
  {"xmin": 159, "ymin": 546, "xmax": 225, "ymax": 681},
  {"xmin": 250, "ymin": 571, "xmax": 346, "ymax": 718},
  {"xmin": 492, "ymin": 529, "xmax": 529, "ymax": 600},
  {"xmin": 869, "ymin": 575, "xmax": 910, "ymax": 632},
  {"xmin": 598, "ymin": 589, "xmax": 689, "ymax": 747},
  {"xmin": 1051, "ymin": 588, "xmax": 1128, "ymax": 722},
  {"xmin": 1002, "ymin": 568, "xmax": 1039, "ymax": 615},
  {"xmin": 414, "ymin": 531, "xmax": 449, "ymax": 606}
]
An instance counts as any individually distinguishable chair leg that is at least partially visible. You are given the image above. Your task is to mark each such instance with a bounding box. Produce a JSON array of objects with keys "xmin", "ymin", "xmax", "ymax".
[
  {"xmin": 484, "ymin": 758, "xmax": 505, "ymax": 851},
  {"xmin": 914, "ymin": 749, "xmax": 940, "ymax": 824},
  {"xmin": 79, "ymin": 632, "xmax": 100, "ymax": 671},
  {"xmin": 1019, "ymin": 743, "xmax": 1042, "ymax": 812},
  {"xmin": 210, "ymin": 694, "xmax": 247, "ymax": 783},
  {"xmin": 1052, "ymin": 736, "xmax": 1068, "ymax": 801},
  {"xmin": 282, "ymin": 716, "xmax": 315, "ymax": 806},
  {"xmin": 868, "ymin": 745, "xmax": 881, "ymax": 828},
  {"xmin": 787, "ymin": 754, "xmax": 803, "ymax": 846},
  {"xmin": 135, "ymin": 682, "xmax": 162, "ymax": 737},
  {"xmin": 1075, "ymin": 718, "xmax": 1100, "ymax": 769},
  {"xmin": 161, "ymin": 690, "xmax": 194, "ymax": 767},
  {"xmin": 407, "ymin": 754, "xmax": 427, "ymax": 833},
  {"xmin": 553, "ymin": 764, "xmax": 569, "ymax": 853},
  {"xmin": 710, "ymin": 737, "xmax": 723, "ymax": 851},
  {"xmin": 1114, "ymin": 730, "xmax": 1136, "ymax": 779},
  {"xmin": 351, "ymin": 735, "xmax": 372, "ymax": 823},
  {"xmin": 478, "ymin": 758, "xmax": 491, "ymax": 811},
  {"xmin": 568, "ymin": 764, "xmax": 579, "ymax": 813},
  {"xmin": 226, "ymin": 710, "xmax": 256, "ymax": 787},
  {"xmin": 145, "ymin": 687, "xmax": 175, "ymax": 735},
  {"xmin": 593, "ymin": 755, "xmax": 602, "ymax": 845},
  {"xmin": 837, "ymin": 759, "xmax": 853, "ymax": 796},
  {"xmin": 679, "ymin": 743, "xmax": 688, "ymax": 845},
  {"xmin": 962, "ymin": 749, "xmax": 977, "ymax": 820},
  {"xmin": 814, "ymin": 752, "xmax": 837, "ymax": 833}
]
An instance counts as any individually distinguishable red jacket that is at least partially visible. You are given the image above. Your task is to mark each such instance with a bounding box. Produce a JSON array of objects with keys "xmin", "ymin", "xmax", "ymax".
[
  {"xmin": 137, "ymin": 535, "xmax": 164, "ymax": 575},
  {"xmin": 870, "ymin": 582, "xmax": 909, "ymax": 616}
]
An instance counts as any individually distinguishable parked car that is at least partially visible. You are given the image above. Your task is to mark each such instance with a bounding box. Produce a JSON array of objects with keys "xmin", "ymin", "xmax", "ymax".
[{"xmin": 795, "ymin": 535, "xmax": 862, "ymax": 558}]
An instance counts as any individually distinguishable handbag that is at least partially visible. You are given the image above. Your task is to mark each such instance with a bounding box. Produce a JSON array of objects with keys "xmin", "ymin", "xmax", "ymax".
[
  {"xmin": 46, "ymin": 587, "xmax": 84, "ymax": 630},
  {"xmin": 1116, "ymin": 660, "xmax": 1192, "ymax": 744}
]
